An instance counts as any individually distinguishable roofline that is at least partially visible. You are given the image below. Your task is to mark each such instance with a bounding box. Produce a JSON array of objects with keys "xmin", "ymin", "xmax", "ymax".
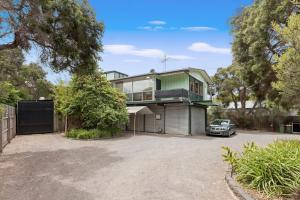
[
  {"xmin": 110, "ymin": 67, "xmax": 213, "ymax": 84},
  {"xmin": 110, "ymin": 68, "xmax": 190, "ymax": 82},
  {"xmin": 104, "ymin": 70, "xmax": 128, "ymax": 76}
]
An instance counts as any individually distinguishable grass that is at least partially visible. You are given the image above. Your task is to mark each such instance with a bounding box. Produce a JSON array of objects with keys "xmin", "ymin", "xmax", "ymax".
[
  {"xmin": 65, "ymin": 128, "xmax": 123, "ymax": 139},
  {"xmin": 222, "ymin": 140, "xmax": 300, "ymax": 198}
]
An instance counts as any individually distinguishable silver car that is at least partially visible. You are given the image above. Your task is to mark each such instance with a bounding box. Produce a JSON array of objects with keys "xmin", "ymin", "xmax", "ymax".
[{"xmin": 206, "ymin": 119, "xmax": 236, "ymax": 137}]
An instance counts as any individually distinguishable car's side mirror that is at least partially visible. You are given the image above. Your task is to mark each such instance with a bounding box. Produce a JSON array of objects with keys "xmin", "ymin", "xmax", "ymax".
[{"xmin": 230, "ymin": 124, "xmax": 235, "ymax": 127}]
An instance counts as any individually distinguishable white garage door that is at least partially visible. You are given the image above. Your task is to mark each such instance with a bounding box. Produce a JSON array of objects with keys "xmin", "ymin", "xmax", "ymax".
[
  {"xmin": 165, "ymin": 105, "xmax": 188, "ymax": 135},
  {"xmin": 191, "ymin": 107, "xmax": 205, "ymax": 135}
]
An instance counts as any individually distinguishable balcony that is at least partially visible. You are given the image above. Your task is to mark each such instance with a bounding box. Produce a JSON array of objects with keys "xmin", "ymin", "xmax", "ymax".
[{"xmin": 155, "ymin": 89, "xmax": 203, "ymax": 102}]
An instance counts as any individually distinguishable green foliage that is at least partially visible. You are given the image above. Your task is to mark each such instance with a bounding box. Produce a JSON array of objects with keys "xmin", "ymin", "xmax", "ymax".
[
  {"xmin": 0, "ymin": 81, "xmax": 22, "ymax": 106},
  {"xmin": 0, "ymin": 0, "xmax": 104, "ymax": 74},
  {"xmin": 65, "ymin": 128, "xmax": 122, "ymax": 139},
  {"xmin": 223, "ymin": 140, "xmax": 300, "ymax": 198},
  {"xmin": 54, "ymin": 72, "xmax": 128, "ymax": 130},
  {"xmin": 68, "ymin": 73, "xmax": 128, "ymax": 129},
  {"xmin": 231, "ymin": 0, "xmax": 295, "ymax": 101},
  {"xmin": 0, "ymin": 49, "xmax": 53, "ymax": 100},
  {"xmin": 213, "ymin": 65, "xmax": 250, "ymax": 110},
  {"xmin": 272, "ymin": 14, "xmax": 300, "ymax": 108},
  {"xmin": 53, "ymin": 81, "xmax": 73, "ymax": 116}
]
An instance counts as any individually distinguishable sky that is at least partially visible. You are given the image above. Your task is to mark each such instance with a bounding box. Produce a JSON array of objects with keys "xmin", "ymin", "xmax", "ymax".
[{"xmin": 25, "ymin": 0, "xmax": 253, "ymax": 83}]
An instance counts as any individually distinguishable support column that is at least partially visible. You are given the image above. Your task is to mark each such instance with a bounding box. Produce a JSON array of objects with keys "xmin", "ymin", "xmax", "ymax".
[
  {"xmin": 188, "ymin": 105, "xmax": 192, "ymax": 136},
  {"xmin": 0, "ymin": 113, "xmax": 2, "ymax": 153},
  {"xmin": 204, "ymin": 107, "xmax": 208, "ymax": 128},
  {"xmin": 163, "ymin": 105, "xmax": 166, "ymax": 134}
]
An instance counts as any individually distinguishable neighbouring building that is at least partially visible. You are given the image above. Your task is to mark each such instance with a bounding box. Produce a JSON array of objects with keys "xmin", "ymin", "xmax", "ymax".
[{"xmin": 105, "ymin": 67, "xmax": 215, "ymax": 136}]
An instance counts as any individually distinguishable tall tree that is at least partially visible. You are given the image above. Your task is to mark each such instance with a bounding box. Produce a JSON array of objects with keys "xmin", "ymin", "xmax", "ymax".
[
  {"xmin": 272, "ymin": 13, "xmax": 300, "ymax": 108},
  {"xmin": 0, "ymin": 48, "xmax": 24, "ymax": 82},
  {"xmin": 231, "ymin": 0, "xmax": 295, "ymax": 102},
  {"xmin": 213, "ymin": 65, "xmax": 250, "ymax": 111},
  {"xmin": 18, "ymin": 63, "xmax": 53, "ymax": 99},
  {"xmin": 0, "ymin": 0, "xmax": 104, "ymax": 74}
]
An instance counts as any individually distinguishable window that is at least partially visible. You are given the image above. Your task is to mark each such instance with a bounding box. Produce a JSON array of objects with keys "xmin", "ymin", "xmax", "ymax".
[
  {"xmin": 189, "ymin": 76, "xmax": 203, "ymax": 96},
  {"xmin": 120, "ymin": 79, "xmax": 154, "ymax": 102},
  {"xmin": 115, "ymin": 82, "xmax": 123, "ymax": 91},
  {"xmin": 133, "ymin": 92, "xmax": 142, "ymax": 101},
  {"xmin": 133, "ymin": 79, "xmax": 153, "ymax": 93},
  {"xmin": 143, "ymin": 91, "xmax": 153, "ymax": 101},
  {"xmin": 155, "ymin": 114, "xmax": 161, "ymax": 120},
  {"xmin": 123, "ymin": 82, "xmax": 132, "ymax": 94}
]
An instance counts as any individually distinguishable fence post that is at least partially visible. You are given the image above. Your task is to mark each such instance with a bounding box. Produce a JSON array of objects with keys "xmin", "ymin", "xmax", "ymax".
[
  {"xmin": 0, "ymin": 112, "xmax": 2, "ymax": 153},
  {"xmin": 7, "ymin": 107, "xmax": 11, "ymax": 143}
]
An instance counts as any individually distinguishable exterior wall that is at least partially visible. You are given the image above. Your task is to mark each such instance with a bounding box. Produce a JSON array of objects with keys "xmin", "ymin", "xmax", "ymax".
[
  {"xmin": 127, "ymin": 104, "xmax": 206, "ymax": 136},
  {"xmin": 191, "ymin": 106, "xmax": 206, "ymax": 135},
  {"xmin": 160, "ymin": 73, "xmax": 189, "ymax": 91},
  {"xmin": 165, "ymin": 104, "xmax": 189, "ymax": 135},
  {"xmin": 146, "ymin": 105, "xmax": 165, "ymax": 133},
  {"xmin": 189, "ymin": 71, "xmax": 209, "ymax": 100},
  {"xmin": 128, "ymin": 114, "xmax": 145, "ymax": 132}
]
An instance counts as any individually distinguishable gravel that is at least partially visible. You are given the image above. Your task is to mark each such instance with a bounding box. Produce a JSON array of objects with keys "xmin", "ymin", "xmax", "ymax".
[{"xmin": 0, "ymin": 130, "xmax": 299, "ymax": 200}]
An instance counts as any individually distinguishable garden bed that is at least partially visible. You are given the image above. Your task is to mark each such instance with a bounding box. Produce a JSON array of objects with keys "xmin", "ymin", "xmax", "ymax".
[
  {"xmin": 223, "ymin": 140, "xmax": 300, "ymax": 200},
  {"xmin": 65, "ymin": 128, "xmax": 123, "ymax": 140}
]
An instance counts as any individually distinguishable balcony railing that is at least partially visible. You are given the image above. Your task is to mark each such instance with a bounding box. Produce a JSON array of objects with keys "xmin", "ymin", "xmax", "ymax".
[{"xmin": 155, "ymin": 89, "xmax": 203, "ymax": 102}]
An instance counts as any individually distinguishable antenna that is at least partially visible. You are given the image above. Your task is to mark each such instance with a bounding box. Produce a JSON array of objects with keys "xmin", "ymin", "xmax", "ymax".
[{"xmin": 161, "ymin": 54, "xmax": 169, "ymax": 72}]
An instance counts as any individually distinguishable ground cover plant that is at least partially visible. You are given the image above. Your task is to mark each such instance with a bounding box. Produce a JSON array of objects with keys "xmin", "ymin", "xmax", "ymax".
[
  {"xmin": 223, "ymin": 140, "xmax": 300, "ymax": 198},
  {"xmin": 66, "ymin": 128, "xmax": 123, "ymax": 139}
]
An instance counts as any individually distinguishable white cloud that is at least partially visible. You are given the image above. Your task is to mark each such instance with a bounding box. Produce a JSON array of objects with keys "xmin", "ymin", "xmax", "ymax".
[
  {"xmin": 137, "ymin": 26, "xmax": 164, "ymax": 31},
  {"xmin": 188, "ymin": 42, "xmax": 231, "ymax": 55},
  {"xmin": 181, "ymin": 26, "xmax": 217, "ymax": 31},
  {"xmin": 104, "ymin": 44, "xmax": 193, "ymax": 60},
  {"xmin": 168, "ymin": 55, "xmax": 194, "ymax": 60},
  {"xmin": 148, "ymin": 20, "xmax": 166, "ymax": 25}
]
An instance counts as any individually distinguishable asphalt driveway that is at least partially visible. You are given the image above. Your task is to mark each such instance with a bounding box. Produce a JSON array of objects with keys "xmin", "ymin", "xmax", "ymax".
[{"xmin": 0, "ymin": 130, "xmax": 299, "ymax": 200}]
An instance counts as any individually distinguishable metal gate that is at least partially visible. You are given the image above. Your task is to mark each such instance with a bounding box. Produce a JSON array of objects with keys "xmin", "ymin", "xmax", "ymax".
[{"xmin": 17, "ymin": 100, "xmax": 54, "ymax": 134}]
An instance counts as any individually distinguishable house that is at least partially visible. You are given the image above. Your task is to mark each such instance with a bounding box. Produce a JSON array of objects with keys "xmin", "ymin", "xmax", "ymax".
[{"xmin": 105, "ymin": 67, "xmax": 214, "ymax": 135}]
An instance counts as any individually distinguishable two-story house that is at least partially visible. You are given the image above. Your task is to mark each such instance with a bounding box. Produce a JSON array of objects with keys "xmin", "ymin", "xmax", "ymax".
[{"xmin": 105, "ymin": 67, "xmax": 214, "ymax": 135}]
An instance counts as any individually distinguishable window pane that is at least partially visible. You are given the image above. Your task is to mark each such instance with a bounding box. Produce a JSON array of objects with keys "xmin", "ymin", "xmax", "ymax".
[
  {"xmin": 123, "ymin": 81, "xmax": 132, "ymax": 93},
  {"xmin": 133, "ymin": 79, "xmax": 153, "ymax": 92},
  {"xmin": 126, "ymin": 93, "xmax": 133, "ymax": 101},
  {"xmin": 194, "ymin": 82, "xmax": 199, "ymax": 94},
  {"xmin": 115, "ymin": 82, "xmax": 123, "ymax": 91},
  {"xmin": 133, "ymin": 92, "xmax": 142, "ymax": 101},
  {"xmin": 143, "ymin": 91, "xmax": 153, "ymax": 101}
]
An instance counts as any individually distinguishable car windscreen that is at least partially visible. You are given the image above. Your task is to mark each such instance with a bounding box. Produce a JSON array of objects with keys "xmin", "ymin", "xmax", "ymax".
[{"xmin": 211, "ymin": 120, "xmax": 229, "ymax": 125}]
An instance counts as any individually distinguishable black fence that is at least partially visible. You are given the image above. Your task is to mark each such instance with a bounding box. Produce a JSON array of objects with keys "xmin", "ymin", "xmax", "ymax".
[{"xmin": 17, "ymin": 100, "xmax": 54, "ymax": 134}]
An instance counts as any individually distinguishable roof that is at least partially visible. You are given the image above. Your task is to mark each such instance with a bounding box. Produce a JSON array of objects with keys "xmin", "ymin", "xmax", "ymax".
[
  {"xmin": 110, "ymin": 67, "xmax": 213, "ymax": 85},
  {"xmin": 104, "ymin": 70, "xmax": 128, "ymax": 77},
  {"xmin": 127, "ymin": 106, "xmax": 153, "ymax": 114}
]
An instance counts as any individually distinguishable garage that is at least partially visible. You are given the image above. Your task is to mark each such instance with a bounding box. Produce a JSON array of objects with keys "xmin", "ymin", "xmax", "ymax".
[{"xmin": 165, "ymin": 104, "xmax": 189, "ymax": 135}]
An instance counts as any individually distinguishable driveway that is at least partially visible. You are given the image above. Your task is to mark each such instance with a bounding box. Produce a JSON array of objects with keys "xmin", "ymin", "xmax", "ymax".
[{"xmin": 0, "ymin": 130, "xmax": 299, "ymax": 200}]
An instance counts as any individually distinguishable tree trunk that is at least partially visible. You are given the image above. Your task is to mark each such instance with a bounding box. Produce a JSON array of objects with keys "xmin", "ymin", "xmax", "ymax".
[{"xmin": 64, "ymin": 115, "xmax": 68, "ymax": 134}]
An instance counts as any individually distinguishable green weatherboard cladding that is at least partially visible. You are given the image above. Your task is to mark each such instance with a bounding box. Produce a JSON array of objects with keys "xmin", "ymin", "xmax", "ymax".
[{"xmin": 160, "ymin": 73, "xmax": 189, "ymax": 90}]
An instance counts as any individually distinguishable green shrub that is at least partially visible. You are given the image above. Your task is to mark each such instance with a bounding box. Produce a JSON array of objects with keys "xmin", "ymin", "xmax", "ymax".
[
  {"xmin": 223, "ymin": 140, "xmax": 300, "ymax": 198},
  {"xmin": 65, "ymin": 128, "xmax": 122, "ymax": 139}
]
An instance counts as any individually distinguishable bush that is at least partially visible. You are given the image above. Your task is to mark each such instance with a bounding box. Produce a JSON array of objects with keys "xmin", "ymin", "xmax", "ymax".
[
  {"xmin": 66, "ymin": 128, "xmax": 122, "ymax": 139},
  {"xmin": 222, "ymin": 140, "xmax": 300, "ymax": 198},
  {"xmin": 54, "ymin": 72, "xmax": 128, "ymax": 130}
]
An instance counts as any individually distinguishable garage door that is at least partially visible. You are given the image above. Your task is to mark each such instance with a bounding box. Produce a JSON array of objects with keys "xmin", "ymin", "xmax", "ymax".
[
  {"xmin": 191, "ymin": 107, "xmax": 205, "ymax": 135},
  {"xmin": 165, "ymin": 105, "xmax": 188, "ymax": 135}
]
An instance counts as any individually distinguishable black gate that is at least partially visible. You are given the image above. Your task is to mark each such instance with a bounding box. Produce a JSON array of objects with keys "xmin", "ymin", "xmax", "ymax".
[{"xmin": 17, "ymin": 100, "xmax": 54, "ymax": 134}]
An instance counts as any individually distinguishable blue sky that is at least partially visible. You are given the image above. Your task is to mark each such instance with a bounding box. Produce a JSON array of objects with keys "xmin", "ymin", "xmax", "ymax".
[{"xmin": 26, "ymin": 0, "xmax": 253, "ymax": 82}]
